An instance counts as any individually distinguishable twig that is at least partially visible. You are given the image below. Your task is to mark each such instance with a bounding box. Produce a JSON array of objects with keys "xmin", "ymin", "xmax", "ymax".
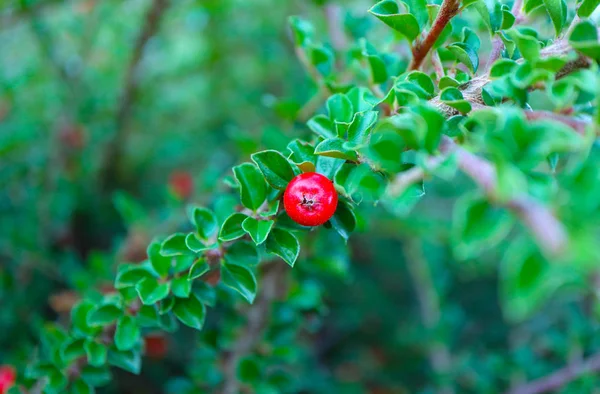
[
  {"xmin": 404, "ymin": 240, "xmax": 454, "ymax": 394},
  {"xmin": 439, "ymin": 136, "xmax": 568, "ymax": 255},
  {"xmin": 101, "ymin": 0, "xmax": 169, "ymax": 190},
  {"xmin": 485, "ymin": 36, "xmax": 505, "ymax": 72},
  {"xmin": 524, "ymin": 110, "xmax": 589, "ymax": 135},
  {"xmin": 432, "ymin": 50, "xmax": 445, "ymax": 80},
  {"xmin": 409, "ymin": 0, "xmax": 460, "ymax": 71},
  {"xmin": 324, "ymin": 4, "xmax": 347, "ymax": 52},
  {"xmin": 386, "ymin": 155, "xmax": 447, "ymax": 198},
  {"xmin": 506, "ymin": 352, "xmax": 600, "ymax": 394},
  {"xmin": 221, "ymin": 264, "xmax": 287, "ymax": 394}
]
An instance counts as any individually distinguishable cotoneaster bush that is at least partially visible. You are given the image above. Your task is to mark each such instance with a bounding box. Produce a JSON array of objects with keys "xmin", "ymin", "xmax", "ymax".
[{"xmin": 1, "ymin": 0, "xmax": 600, "ymax": 393}]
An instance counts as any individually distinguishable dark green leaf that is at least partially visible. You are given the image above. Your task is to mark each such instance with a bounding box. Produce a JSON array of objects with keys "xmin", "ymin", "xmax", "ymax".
[
  {"xmin": 369, "ymin": 0, "xmax": 421, "ymax": 40},
  {"xmin": 225, "ymin": 240, "xmax": 259, "ymax": 267},
  {"xmin": 189, "ymin": 258, "xmax": 210, "ymax": 280},
  {"xmin": 266, "ymin": 228, "xmax": 300, "ymax": 267},
  {"xmin": 315, "ymin": 138, "xmax": 359, "ymax": 160},
  {"xmin": 578, "ymin": 0, "xmax": 600, "ymax": 17},
  {"xmin": 161, "ymin": 233, "xmax": 192, "ymax": 258},
  {"xmin": 219, "ymin": 213, "xmax": 249, "ymax": 242},
  {"xmin": 115, "ymin": 316, "xmax": 140, "ymax": 351},
  {"xmin": 108, "ymin": 349, "xmax": 141, "ymax": 375},
  {"xmin": 251, "ymin": 150, "xmax": 296, "ymax": 190},
  {"xmin": 87, "ymin": 303, "xmax": 123, "ymax": 327},
  {"xmin": 84, "ymin": 341, "xmax": 107, "ymax": 367},
  {"xmin": 171, "ymin": 276, "xmax": 192, "ymax": 298},
  {"xmin": 329, "ymin": 201, "xmax": 357, "ymax": 242},
  {"xmin": 136, "ymin": 277, "xmax": 170, "ymax": 305},
  {"xmin": 242, "ymin": 217, "xmax": 274, "ymax": 245},
  {"xmin": 173, "ymin": 294, "xmax": 206, "ymax": 330},
  {"xmin": 307, "ymin": 114, "xmax": 337, "ymax": 139},
  {"xmin": 347, "ymin": 111, "xmax": 378, "ymax": 147},
  {"xmin": 233, "ymin": 163, "xmax": 267, "ymax": 211},
  {"xmin": 192, "ymin": 207, "xmax": 218, "ymax": 240},
  {"xmin": 221, "ymin": 263, "xmax": 258, "ymax": 303}
]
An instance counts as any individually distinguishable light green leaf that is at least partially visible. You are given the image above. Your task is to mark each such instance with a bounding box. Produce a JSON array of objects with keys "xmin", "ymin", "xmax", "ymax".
[
  {"xmin": 115, "ymin": 316, "xmax": 140, "ymax": 351},
  {"xmin": 171, "ymin": 276, "xmax": 192, "ymax": 298},
  {"xmin": 84, "ymin": 341, "xmax": 107, "ymax": 367},
  {"xmin": 136, "ymin": 277, "xmax": 170, "ymax": 305},
  {"xmin": 542, "ymin": 0, "xmax": 564, "ymax": 35},
  {"xmin": 315, "ymin": 138, "xmax": 359, "ymax": 160},
  {"xmin": 369, "ymin": 0, "xmax": 421, "ymax": 40},
  {"xmin": 189, "ymin": 258, "xmax": 210, "ymax": 280},
  {"xmin": 192, "ymin": 207, "xmax": 218, "ymax": 240},
  {"xmin": 108, "ymin": 349, "xmax": 141, "ymax": 375},
  {"xmin": 218, "ymin": 213, "xmax": 249, "ymax": 242},
  {"xmin": 242, "ymin": 217, "xmax": 274, "ymax": 245},
  {"xmin": 233, "ymin": 163, "xmax": 267, "ymax": 211}
]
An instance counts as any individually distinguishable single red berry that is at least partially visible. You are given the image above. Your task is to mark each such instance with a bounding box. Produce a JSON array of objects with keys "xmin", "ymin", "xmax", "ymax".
[
  {"xmin": 144, "ymin": 333, "xmax": 168, "ymax": 359},
  {"xmin": 169, "ymin": 171, "xmax": 194, "ymax": 200},
  {"xmin": 0, "ymin": 365, "xmax": 16, "ymax": 394},
  {"xmin": 283, "ymin": 172, "xmax": 338, "ymax": 226}
]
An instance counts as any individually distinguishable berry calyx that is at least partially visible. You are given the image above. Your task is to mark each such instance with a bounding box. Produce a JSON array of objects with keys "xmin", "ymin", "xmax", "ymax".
[
  {"xmin": 283, "ymin": 172, "xmax": 338, "ymax": 226},
  {"xmin": 0, "ymin": 365, "xmax": 16, "ymax": 394}
]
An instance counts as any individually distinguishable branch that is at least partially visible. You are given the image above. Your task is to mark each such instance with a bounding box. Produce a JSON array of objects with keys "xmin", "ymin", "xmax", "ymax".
[
  {"xmin": 324, "ymin": 4, "xmax": 347, "ymax": 52},
  {"xmin": 409, "ymin": 0, "xmax": 460, "ymax": 71},
  {"xmin": 101, "ymin": 0, "xmax": 169, "ymax": 190},
  {"xmin": 439, "ymin": 136, "xmax": 567, "ymax": 255},
  {"xmin": 506, "ymin": 352, "xmax": 600, "ymax": 394},
  {"xmin": 524, "ymin": 110, "xmax": 589, "ymax": 135},
  {"xmin": 221, "ymin": 263, "xmax": 287, "ymax": 394}
]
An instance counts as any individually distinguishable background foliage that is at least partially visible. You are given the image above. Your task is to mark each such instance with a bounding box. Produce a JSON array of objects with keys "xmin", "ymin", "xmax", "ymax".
[{"xmin": 1, "ymin": 0, "xmax": 600, "ymax": 393}]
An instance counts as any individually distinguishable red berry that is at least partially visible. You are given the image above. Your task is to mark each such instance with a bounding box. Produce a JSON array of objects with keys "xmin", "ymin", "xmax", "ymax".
[
  {"xmin": 283, "ymin": 172, "xmax": 338, "ymax": 226},
  {"xmin": 169, "ymin": 171, "xmax": 194, "ymax": 199},
  {"xmin": 0, "ymin": 365, "xmax": 16, "ymax": 394},
  {"xmin": 144, "ymin": 334, "xmax": 168, "ymax": 359}
]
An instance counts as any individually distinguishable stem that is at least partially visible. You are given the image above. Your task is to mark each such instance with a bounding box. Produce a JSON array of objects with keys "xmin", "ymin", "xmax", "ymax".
[
  {"xmin": 100, "ymin": 0, "xmax": 169, "ymax": 190},
  {"xmin": 404, "ymin": 241, "xmax": 454, "ymax": 394},
  {"xmin": 221, "ymin": 264, "xmax": 286, "ymax": 394},
  {"xmin": 524, "ymin": 110, "xmax": 590, "ymax": 135},
  {"xmin": 409, "ymin": 0, "xmax": 460, "ymax": 71},
  {"xmin": 439, "ymin": 136, "xmax": 568, "ymax": 255},
  {"xmin": 324, "ymin": 4, "xmax": 347, "ymax": 52},
  {"xmin": 432, "ymin": 50, "xmax": 445, "ymax": 80},
  {"xmin": 506, "ymin": 352, "xmax": 600, "ymax": 394}
]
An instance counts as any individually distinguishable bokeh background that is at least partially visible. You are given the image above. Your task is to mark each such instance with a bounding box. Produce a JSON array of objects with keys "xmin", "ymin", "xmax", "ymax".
[{"xmin": 2, "ymin": 1, "xmax": 600, "ymax": 393}]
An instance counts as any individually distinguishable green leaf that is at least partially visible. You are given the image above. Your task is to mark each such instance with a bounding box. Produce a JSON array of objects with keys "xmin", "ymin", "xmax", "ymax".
[
  {"xmin": 452, "ymin": 193, "xmax": 514, "ymax": 259},
  {"xmin": 507, "ymin": 29, "xmax": 540, "ymax": 62},
  {"xmin": 115, "ymin": 316, "xmax": 140, "ymax": 351},
  {"xmin": 136, "ymin": 277, "xmax": 170, "ymax": 305},
  {"xmin": 438, "ymin": 76, "xmax": 460, "ymax": 90},
  {"xmin": 71, "ymin": 379, "xmax": 94, "ymax": 394},
  {"xmin": 242, "ymin": 217, "xmax": 274, "ymax": 245},
  {"xmin": 346, "ymin": 87, "xmax": 378, "ymax": 112},
  {"xmin": 192, "ymin": 207, "xmax": 218, "ymax": 240},
  {"xmin": 542, "ymin": 0, "xmax": 564, "ymax": 35},
  {"xmin": 407, "ymin": 71, "xmax": 435, "ymax": 97},
  {"xmin": 287, "ymin": 140, "xmax": 317, "ymax": 172},
  {"xmin": 489, "ymin": 59, "xmax": 518, "ymax": 78},
  {"xmin": 366, "ymin": 131, "xmax": 405, "ymax": 173},
  {"xmin": 161, "ymin": 233, "xmax": 192, "ymax": 258},
  {"xmin": 569, "ymin": 21, "xmax": 600, "ymax": 60},
  {"xmin": 316, "ymin": 156, "xmax": 345, "ymax": 179},
  {"xmin": 173, "ymin": 294, "xmax": 206, "ymax": 330},
  {"xmin": 326, "ymin": 93, "xmax": 353, "ymax": 123},
  {"xmin": 307, "ymin": 114, "xmax": 336, "ymax": 139},
  {"xmin": 329, "ymin": 201, "xmax": 357, "ymax": 242},
  {"xmin": 108, "ymin": 349, "xmax": 141, "ymax": 375},
  {"xmin": 61, "ymin": 338, "xmax": 86, "ymax": 363},
  {"xmin": 315, "ymin": 138, "xmax": 359, "ymax": 160},
  {"xmin": 171, "ymin": 276, "xmax": 192, "ymax": 298},
  {"xmin": 71, "ymin": 301, "xmax": 101, "ymax": 336},
  {"xmin": 189, "ymin": 258, "xmax": 210, "ymax": 280},
  {"xmin": 369, "ymin": 0, "xmax": 421, "ymax": 40},
  {"xmin": 115, "ymin": 263, "xmax": 154, "ymax": 289},
  {"xmin": 221, "ymin": 263, "xmax": 258, "ymax": 303},
  {"xmin": 251, "ymin": 150, "xmax": 296, "ymax": 190},
  {"xmin": 404, "ymin": 0, "xmax": 428, "ymax": 28},
  {"xmin": 46, "ymin": 369, "xmax": 68, "ymax": 394},
  {"xmin": 524, "ymin": 0, "xmax": 543, "ymax": 13},
  {"xmin": 384, "ymin": 182, "xmax": 425, "ymax": 216},
  {"xmin": 225, "ymin": 240, "xmax": 259, "ymax": 267},
  {"xmin": 447, "ymin": 43, "xmax": 479, "ymax": 73},
  {"xmin": 218, "ymin": 213, "xmax": 248, "ymax": 243},
  {"xmin": 84, "ymin": 341, "xmax": 107, "ymax": 367},
  {"xmin": 347, "ymin": 110, "xmax": 378, "ymax": 147},
  {"xmin": 265, "ymin": 228, "xmax": 300, "ymax": 267},
  {"xmin": 440, "ymin": 87, "xmax": 472, "ymax": 114},
  {"xmin": 146, "ymin": 240, "xmax": 171, "ymax": 277},
  {"xmin": 578, "ymin": 0, "xmax": 600, "ymax": 17},
  {"xmin": 233, "ymin": 163, "xmax": 267, "ymax": 211},
  {"xmin": 185, "ymin": 233, "xmax": 214, "ymax": 253},
  {"xmin": 288, "ymin": 16, "xmax": 314, "ymax": 46},
  {"xmin": 112, "ymin": 191, "xmax": 146, "ymax": 226},
  {"xmin": 87, "ymin": 303, "xmax": 123, "ymax": 327},
  {"xmin": 80, "ymin": 365, "xmax": 111, "ymax": 388}
]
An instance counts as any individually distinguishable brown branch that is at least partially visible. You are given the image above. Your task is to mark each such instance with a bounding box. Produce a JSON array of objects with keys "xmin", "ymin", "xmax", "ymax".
[
  {"xmin": 506, "ymin": 352, "xmax": 600, "ymax": 394},
  {"xmin": 221, "ymin": 263, "xmax": 287, "ymax": 394},
  {"xmin": 524, "ymin": 110, "xmax": 589, "ymax": 135},
  {"xmin": 409, "ymin": 0, "xmax": 460, "ymax": 71},
  {"xmin": 101, "ymin": 0, "xmax": 169, "ymax": 190},
  {"xmin": 439, "ymin": 136, "xmax": 567, "ymax": 255}
]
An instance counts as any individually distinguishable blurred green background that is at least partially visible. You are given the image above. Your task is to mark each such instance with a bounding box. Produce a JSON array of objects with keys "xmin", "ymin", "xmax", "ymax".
[{"xmin": 2, "ymin": 1, "xmax": 600, "ymax": 393}]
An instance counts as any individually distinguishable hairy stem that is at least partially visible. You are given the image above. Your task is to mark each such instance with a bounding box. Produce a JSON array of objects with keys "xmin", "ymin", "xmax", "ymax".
[
  {"xmin": 506, "ymin": 352, "xmax": 600, "ymax": 394},
  {"xmin": 101, "ymin": 0, "xmax": 169, "ymax": 190},
  {"xmin": 409, "ymin": 0, "xmax": 460, "ymax": 71}
]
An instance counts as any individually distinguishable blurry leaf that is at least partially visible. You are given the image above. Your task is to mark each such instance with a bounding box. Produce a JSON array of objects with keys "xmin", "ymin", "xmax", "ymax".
[
  {"xmin": 108, "ymin": 349, "xmax": 141, "ymax": 375},
  {"xmin": 242, "ymin": 217, "xmax": 275, "ymax": 245},
  {"xmin": 113, "ymin": 191, "xmax": 146, "ymax": 226},
  {"xmin": 440, "ymin": 87, "xmax": 472, "ymax": 114},
  {"xmin": 115, "ymin": 263, "xmax": 154, "ymax": 289},
  {"xmin": 71, "ymin": 379, "xmax": 94, "ymax": 394},
  {"xmin": 438, "ymin": 76, "xmax": 460, "ymax": 89},
  {"xmin": 251, "ymin": 150, "xmax": 296, "ymax": 190},
  {"xmin": 288, "ymin": 16, "xmax": 314, "ymax": 46},
  {"xmin": 84, "ymin": 341, "xmax": 107, "ymax": 367},
  {"xmin": 307, "ymin": 115, "xmax": 337, "ymax": 139},
  {"xmin": 316, "ymin": 156, "xmax": 345, "ymax": 178},
  {"xmin": 578, "ymin": 0, "xmax": 600, "ymax": 17},
  {"xmin": 507, "ymin": 29, "xmax": 540, "ymax": 62},
  {"xmin": 221, "ymin": 264, "xmax": 258, "ymax": 303},
  {"xmin": 384, "ymin": 183, "xmax": 425, "ymax": 216},
  {"xmin": 71, "ymin": 301, "xmax": 101, "ymax": 336},
  {"xmin": 61, "ymin": 339, "xmax": 86, "ymax": 363},
  {"xmin": 185, "ymin": 233, "xmax": 215, "ymax": 253},
  {"xmin": 366, "ymin": 130, "xmax": 405, "ymax": 173},
  {"xmin": 326, "ymin": 93, "xmax": 353, "ymax": 123},
  {"xmin": 171, "ymin": 276, "xmax": 192, "ymax": 298},
  {"xmin": 115, "ymin": 316, "xmax": 140, "ymax": 351},
  {"xmin": 266, "ymin": 228, "xmax": 300, "ymax": 267},
  {"xmin": 541, "ymin": 0, "xmax": 564, "ymax": 35},
  {"xmin": 192, "ymin": 207, "xmax": 218, "ymax": 240},
  {"xmin": 189, "ymin": 258, "xmax": 210, "ymax": 280},
  {"xmin": 161, "ymin": 233, "xmax": 192, "ymax": 258},
  {"xmin": 233, "ymin": 163, "xmax": 267, "ymax": 211},
  {"xmin": 489, "ymin": 59, "xmax": 517, "ymax": 78},
  {"xmin": 173, "ymin": 294, "xmax": 206, "ymax": 330},
  {"xmin": 136, "ymin": 277, "xmax": 170, "ymax": 305},
  {"xmin": 569, "ymin": 21, "xmax": 600, "ymax": 60},
  {"xmin": 87, "ymin": 303, "xmax": 123, "ymax": 327}
]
